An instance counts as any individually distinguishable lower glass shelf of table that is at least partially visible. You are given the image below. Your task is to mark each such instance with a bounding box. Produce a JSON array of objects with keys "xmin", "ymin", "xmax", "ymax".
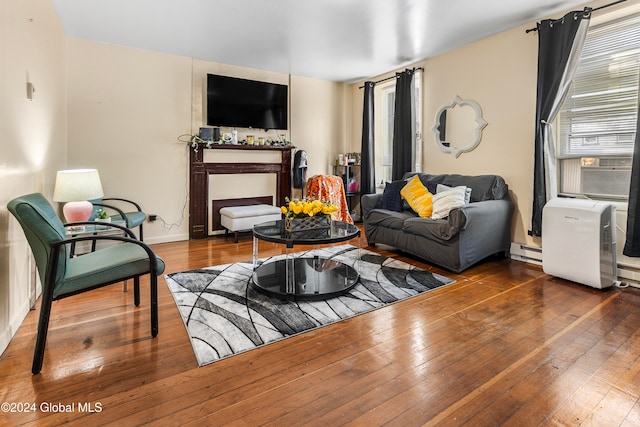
[{"xmin": 252, "ymin": 219, "xmax": 360, "ymax": 301}]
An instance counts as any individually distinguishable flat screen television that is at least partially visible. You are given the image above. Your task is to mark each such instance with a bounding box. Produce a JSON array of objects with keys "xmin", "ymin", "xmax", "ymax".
[{"xmin": 206, "ymin": 74, "xmax": 288, "ymax": 130}]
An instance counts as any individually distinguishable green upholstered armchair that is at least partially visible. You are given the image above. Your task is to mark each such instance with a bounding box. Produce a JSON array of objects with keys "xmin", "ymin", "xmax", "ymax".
[
  {"xmin": 7, "ymin": 193, "xmax": 165, "ymax": 374},
  {"xmin": 90, "ymin": 197, "xmax": 147, "ymax": 240}
]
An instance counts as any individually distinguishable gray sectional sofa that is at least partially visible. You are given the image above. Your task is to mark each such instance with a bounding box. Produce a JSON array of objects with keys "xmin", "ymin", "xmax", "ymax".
[{"xmin": 361, "ymin": 173, "xmax": 514, "ymax": 273}]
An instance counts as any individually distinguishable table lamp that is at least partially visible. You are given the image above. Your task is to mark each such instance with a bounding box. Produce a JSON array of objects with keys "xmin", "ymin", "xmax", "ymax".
[{"xmin": 53, "ymin": 169, "xmax": 104, "ymax": 223}]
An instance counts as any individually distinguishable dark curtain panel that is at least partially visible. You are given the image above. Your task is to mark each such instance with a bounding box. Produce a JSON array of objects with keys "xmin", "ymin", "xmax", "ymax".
[
  {"xmin": 624, "ymin": 74, "xmax": 640, "ymax": 256},
  {"xmin": 360, "ymin": 81, "xmax": 376, "ymax": 195},
  {"xmin": 531, "ymin": 9, "xmax": 591, "ymax": 236},
  {"xmin": 391, "ymin": 69, "xmax": 415, "ymax": 181}
]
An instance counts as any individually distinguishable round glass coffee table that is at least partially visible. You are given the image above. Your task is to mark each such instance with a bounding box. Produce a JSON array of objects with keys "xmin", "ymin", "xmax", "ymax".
[{"xmin": 252, "ymin": 220, "xmax": 360, "ymax": 300}]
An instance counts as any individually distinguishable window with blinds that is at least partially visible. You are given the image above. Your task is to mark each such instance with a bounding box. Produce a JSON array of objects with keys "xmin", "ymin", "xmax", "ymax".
[
  {"xmin": 374, "ymin": 76, "xmax": 422, "ymax": 187},
  {"xmin": 558, "ymin": 12, "xmax": 640, "ymax": 198}
]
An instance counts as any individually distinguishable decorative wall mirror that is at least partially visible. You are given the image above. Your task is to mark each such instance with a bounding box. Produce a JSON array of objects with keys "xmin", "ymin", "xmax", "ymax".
[{"xmin": 432, "ymin": 96, "xmax": 487, "ymax": 158}]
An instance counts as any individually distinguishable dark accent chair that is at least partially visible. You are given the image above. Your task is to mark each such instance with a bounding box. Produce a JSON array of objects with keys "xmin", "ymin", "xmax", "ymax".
[
  {"xmin": 90, "ymin": 197, "xmax": 147, "ymax": 241},
  {"xmin": 7, "ymin": 193, "xmax": 165, "ymax": 374}
]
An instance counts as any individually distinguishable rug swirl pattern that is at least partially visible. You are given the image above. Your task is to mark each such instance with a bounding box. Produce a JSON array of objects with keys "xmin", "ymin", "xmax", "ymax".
[{"xmin": 165, "ymin": 244, "xmax": 455, "ymax": 366}]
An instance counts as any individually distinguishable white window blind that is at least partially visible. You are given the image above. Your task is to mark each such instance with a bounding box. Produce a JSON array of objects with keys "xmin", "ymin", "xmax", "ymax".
[{"xmin": 558, "ymin": 13, "xmax": 640, "ymax": 158}]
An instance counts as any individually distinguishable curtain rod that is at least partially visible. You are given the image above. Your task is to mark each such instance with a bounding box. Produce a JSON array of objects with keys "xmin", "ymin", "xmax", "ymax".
[
  {"xmin": 358, "ymin": 67, "xmax": 424, "ymax": 89},
  {"xmin": 525, "ymin": 0, "xmax": 627, "ymax": 33}
]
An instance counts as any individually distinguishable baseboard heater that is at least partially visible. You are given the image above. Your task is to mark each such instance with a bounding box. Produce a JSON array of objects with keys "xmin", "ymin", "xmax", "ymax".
[
  {"xmin": 510, "ymin": 243, "xmax": 639, "ymax": 289},
  {"xmin": 616, "ymin": 262, "xmax": 640, "ymax": 288},
  {"xmin": 510, "ymin": 242, "xmax": 542, "ymax": 265}
]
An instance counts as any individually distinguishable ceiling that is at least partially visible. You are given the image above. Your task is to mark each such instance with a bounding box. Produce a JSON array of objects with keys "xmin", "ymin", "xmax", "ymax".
[{"xmin": 51, "ymin": 0, "xmax": 592, "ymax": 83}]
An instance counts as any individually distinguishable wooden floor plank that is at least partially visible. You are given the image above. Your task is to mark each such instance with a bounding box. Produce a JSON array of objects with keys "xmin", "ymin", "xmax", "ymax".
[
  {"xmin": 533, "ymin": 313, "xmax": 640, "ymax": 427},
  {"xmin": 465, "ymin": 292, "xmax": 635, "ymax": 426},
  {"xmin": 1, "ymin": 229, "xmax": 639, "ymax": 426},
  {"xmin": 324, "ymin": 278, "xmax": 619, "ymax": 426}
]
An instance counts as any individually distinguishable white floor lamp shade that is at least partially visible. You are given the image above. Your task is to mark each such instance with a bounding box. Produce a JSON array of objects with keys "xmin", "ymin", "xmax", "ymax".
[{"xmin": 53, "ymin": 169, "xmax": 105, "ymax": 223}]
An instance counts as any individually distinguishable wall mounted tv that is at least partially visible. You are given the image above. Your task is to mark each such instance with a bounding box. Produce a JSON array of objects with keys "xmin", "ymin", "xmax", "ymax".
[{"xmin": 206, "ymin": 74, "xmax": 288, "ymax": 130}]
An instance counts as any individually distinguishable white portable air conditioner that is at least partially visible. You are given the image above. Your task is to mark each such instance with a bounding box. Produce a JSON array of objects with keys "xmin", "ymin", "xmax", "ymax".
[{"xmin": 542, "ymin": 198, "xmax": 616, "ymax": 289}]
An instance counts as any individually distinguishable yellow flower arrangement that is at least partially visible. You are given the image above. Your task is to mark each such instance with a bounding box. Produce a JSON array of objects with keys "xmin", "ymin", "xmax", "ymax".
[{"xmin": 280, "ymin": 197, "xmax": 339, "ymax": 219}]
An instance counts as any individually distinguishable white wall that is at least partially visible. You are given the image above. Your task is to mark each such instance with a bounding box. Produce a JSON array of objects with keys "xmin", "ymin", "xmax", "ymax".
[
  {"xmin": 290, "ymin": 75, "xmax": 349, "ymax": 199},
  {"xmin": 67, "ymin": 39, "xmax": 193, "ymax": 243},
  {"xmin": 66, "ymin": 47, "xmax": 350, "ymax": 242},
  {"xmin": 419, "ymin": 23, "xmax": 538, "ymax": 247},
  {"xmin": 0, "ymin": 0, "xmax": 67, "ymax": 355}
]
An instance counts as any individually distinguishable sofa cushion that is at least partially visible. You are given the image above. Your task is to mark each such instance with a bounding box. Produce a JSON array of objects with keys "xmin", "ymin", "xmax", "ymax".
[
  {"xmin": 402, "ymin": 181, "xmax": 437, "ymax": 211},
  {"xmin": 403, "ymin": 208, "xmax": 467, "ymax": 241},
  {"xmin": 366, "ymin": 208, "xmax": 416, "ymax": 230},
  {"xmin": 376, "ymin": 180, "xmax": 406, "ymax": 212},
  {"xmin": 436, "ymin": 184, "xmax": 471, "ymax": 204},
  {"xmin": 431, "ymin": 187, "xmax": 467, "ymax": 220},
  {"xmin": 440, "ymin": 175, "xmax": 507, "ymax": 202},
  {"xmin": 400, "ymin": 175, "xmax": 433, "ymax": 218},
  {"xmin": 404, "ymin": 173, "xmax": 507, "ymax": 202}
]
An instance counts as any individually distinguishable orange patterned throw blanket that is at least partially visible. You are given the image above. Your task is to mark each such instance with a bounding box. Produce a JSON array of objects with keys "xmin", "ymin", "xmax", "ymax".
[{"xmin": 305, "ymin": 175, "xmax": 354, "ymax": 224}]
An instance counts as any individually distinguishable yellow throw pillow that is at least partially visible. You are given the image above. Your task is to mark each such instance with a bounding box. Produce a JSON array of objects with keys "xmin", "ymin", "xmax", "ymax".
[{"xmin": 400, "ymin": 175, "xmax": 433, "ymax": 218}]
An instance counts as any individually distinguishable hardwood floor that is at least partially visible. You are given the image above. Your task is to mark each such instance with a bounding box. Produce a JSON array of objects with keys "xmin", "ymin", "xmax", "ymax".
[{"xmin": 1, "ymin": 229, "xmax": 640, "ymax": 426}]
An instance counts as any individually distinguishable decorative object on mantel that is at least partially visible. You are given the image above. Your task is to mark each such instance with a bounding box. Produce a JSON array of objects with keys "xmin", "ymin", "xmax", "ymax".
[
  {"xmin": 281, "ymin": 197, "xmax": 338, "ymax": 232},
  {"xmin": 179, "ymin": 133, "xmax": 292, "ymax": 153},
  {"xmin": 432, "ymin": 96, "xmax": 487, "ymax": 158}
]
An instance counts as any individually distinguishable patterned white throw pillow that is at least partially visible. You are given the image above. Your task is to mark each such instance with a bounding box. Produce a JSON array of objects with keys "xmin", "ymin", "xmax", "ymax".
[
  {"xmin": 431, "ymin": 186, "xmax": 467, "ymax": 219},
  {"xmin": 436, "ymin": 183, "xmax": 471, "ymax": 204}
]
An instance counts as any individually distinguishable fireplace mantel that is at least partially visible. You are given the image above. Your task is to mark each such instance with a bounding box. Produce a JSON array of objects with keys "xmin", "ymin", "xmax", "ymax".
[{"xmin": 189, "ymin": 143, "xmax": 294, "ymax": 239}]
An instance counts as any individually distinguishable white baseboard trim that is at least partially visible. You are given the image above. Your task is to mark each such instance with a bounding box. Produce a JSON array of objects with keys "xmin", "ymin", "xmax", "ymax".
[
  {"xmin": 510, "ymin": 241, "xmax": 639, "ymax": 289},
  {"xmin": 509, "ymin": 242, "xmax": 542, "ymax": 265},
  {"xmin": 145, "ymin": 233, "xmax": 189, "ymax": 245},
  {"xmin": 616, "ymin": 262, "xmax": 640, "ymax": 288},
  {"xmin": 0, "ymin": 301, "xmax": 31, "ymax": 357}
]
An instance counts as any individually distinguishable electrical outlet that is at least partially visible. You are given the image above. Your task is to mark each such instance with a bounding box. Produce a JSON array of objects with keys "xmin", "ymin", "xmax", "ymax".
[{"xmin": 149, "ymin": 214, "xmax": 157, "ymax": 222}]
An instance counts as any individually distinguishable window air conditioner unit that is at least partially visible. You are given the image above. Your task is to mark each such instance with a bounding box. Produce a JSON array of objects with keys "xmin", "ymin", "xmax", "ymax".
[
  {"xmin": 542, "ymin": 198, "xmax": 616, "ymax": 289},
  {"xmin": 580, "ymin": 157, "xmax": 631, "ymax": 197}
]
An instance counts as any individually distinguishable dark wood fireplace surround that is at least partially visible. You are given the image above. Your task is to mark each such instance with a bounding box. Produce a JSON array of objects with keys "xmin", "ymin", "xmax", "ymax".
[{"xmin": 189, "ymin": 143, "xmax": 294, "ymax": 239}]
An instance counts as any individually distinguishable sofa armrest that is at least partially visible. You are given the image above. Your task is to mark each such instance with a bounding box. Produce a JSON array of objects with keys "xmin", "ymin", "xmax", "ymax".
[
  {"xmin": 458, "ymin": 198, "xmax": 514, "ymax": 246},
  {"xmin": 361, "ymin": 193, "xmax": 382, "ymax": 219}
]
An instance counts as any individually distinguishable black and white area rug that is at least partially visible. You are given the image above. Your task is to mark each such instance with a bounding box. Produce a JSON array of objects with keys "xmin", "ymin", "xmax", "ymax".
[{"xmin": 165, "ymin": 244, "xmax": 455, "ymax": 367}]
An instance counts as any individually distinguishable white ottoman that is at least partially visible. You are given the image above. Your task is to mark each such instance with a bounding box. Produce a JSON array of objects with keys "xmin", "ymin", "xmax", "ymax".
[{"xmin": 219, "ymin": 204, "xmax": 282, "ymax": 243}]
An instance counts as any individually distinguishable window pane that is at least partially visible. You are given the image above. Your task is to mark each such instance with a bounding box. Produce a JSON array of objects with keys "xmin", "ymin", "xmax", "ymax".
[
  {"xmin": 374, "ymin": 72, "xmax": 422, "ymax": 186},
  {"xmin": 559, "ymin": 13, "xmax": 640, "ymax": 158},
  {"xmin": 377, "ymin": 86, "xmax": 394, "ymax": 185},
  {"xmin": 557, "ymin": 12, "xmax": 639, "ymax": 198}
]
